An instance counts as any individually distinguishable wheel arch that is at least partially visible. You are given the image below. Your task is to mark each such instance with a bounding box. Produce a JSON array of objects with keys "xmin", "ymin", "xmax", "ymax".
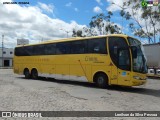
[
  {"xmin": 23, "ymin": 68, "xmax": 30, "ymax": 75},
  {"xmin": 93, "ymin": 71, "xmax": 109, "ymax": 83},
  {"xmin": 31, "ymin": 68, "xmax": 38, "ymax": 73}
]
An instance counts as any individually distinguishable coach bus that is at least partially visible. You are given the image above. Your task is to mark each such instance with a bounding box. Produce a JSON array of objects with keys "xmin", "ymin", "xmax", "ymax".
[{"xmin": 13, "ymin": 34, "xmax": 147, "ymax": 88}]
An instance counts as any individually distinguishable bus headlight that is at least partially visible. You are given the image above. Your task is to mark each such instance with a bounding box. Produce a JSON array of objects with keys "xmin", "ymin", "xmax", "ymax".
[
  {"xmin": 133, "ymin": 76, "xmax": 140, "ymax": 80},
  {"xmin": 133, "ymin": 76, "xmax": 146, "ymax": 80}
]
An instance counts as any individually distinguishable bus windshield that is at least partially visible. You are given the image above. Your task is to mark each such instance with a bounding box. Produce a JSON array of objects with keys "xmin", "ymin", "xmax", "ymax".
[{"xmin": 128, "ymin": 37, "xmax": 147, "ymax": 73}]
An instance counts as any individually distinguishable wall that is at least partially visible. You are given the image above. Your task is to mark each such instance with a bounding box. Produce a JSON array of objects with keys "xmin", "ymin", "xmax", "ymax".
[{"xmin": 0, "ymin": 48, "xmax": 14, "ymax": 67}]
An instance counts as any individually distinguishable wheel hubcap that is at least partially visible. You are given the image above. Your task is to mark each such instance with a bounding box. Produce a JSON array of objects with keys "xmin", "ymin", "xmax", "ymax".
[{"xmin": 98, "ymin": 77, "xmax": 104, "ymax": 84}]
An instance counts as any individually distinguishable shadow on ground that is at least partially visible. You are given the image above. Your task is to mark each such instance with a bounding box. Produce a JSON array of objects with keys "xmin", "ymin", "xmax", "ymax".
[{"xmin": 17, "ymin": 76, "xmax": 160, "ymax": 98}]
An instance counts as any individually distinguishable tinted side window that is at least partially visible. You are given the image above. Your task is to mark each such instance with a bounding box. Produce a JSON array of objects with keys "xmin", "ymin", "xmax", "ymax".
[
  {"xmin": 118, "ymin": 49, "xmax": 130, "ymax": 70},
  {"xmin": 109, "ymin": 37, "xmax": 130, "ymax": 70},
  {"xmin": 15, "ymin": 47, "xmax": 22, "ymax": 56},
  {"xmin": 32, "ymin": 45, "xmax": 45, "ymax": 55},
  {"xmin": 56, "ymin": 42, "xmax": 70, "ymax": 54},
  {"xmin": 16, "ymin": 46, "xmax": 33, "ymax": 56},
  {"xmin": 71, "ymin": 40, "xmax": 87, "ymax": 54},
  {"xmin": 44, "ymin": 44, "xmax": 56, "ymax": 55},
  {"xmin": 38, "ymin": 45, "xmax": 45, "ymax": 55},
  {"xmin": 88, "ymin": 38, "xmax": 107, "ymax": 54}
]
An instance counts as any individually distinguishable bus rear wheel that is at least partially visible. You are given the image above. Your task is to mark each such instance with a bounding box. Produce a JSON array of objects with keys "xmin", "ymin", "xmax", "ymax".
[
  {"xmin": 31, "ymin": 69, "xmax": 38, "ymax": 79},
  {"xmin": 24, "ymin": 69, "xmax": 30, "ymax": 79},
  {"xmin": 95, "ymin": 73, "xmax": 108, "ymax": 88}
]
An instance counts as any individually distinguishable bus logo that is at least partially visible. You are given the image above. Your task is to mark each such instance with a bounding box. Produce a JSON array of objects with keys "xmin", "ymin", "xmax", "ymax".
[{"xmin": 141, "ymin": 0, "xmax": 148, "ymax": 7}]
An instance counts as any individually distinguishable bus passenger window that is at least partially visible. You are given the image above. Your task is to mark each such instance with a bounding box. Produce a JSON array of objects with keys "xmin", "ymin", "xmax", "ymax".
[
  {"xmin": 56, "ymin": 42, "xmax": 70, "ymax": 54},
  {"xmin": 44, "ymin": 44, "xmax": 56, "ymax": 55},
  {"xmin": 93, "ymin": 45, "xmax": 100, "ymax": 52},
  {"xmin": 88, "ymin": 38, "xmax": 107, "ymax": 54},
  {"xmin": 71, "ymin": 40, "xmax": 87, "ymax": 54}
]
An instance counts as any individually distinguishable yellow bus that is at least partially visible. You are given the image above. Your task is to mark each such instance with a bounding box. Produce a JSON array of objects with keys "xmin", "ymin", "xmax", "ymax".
[{"xmin": 13, "ymin": 34, "xmax": 147, "ymax": 88}]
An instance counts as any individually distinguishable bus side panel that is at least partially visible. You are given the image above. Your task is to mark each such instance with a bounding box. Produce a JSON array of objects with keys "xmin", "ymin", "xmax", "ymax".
[
  {"xmin": 85, "ymin": 65, "xmax": 92, "ymax": 82},
  {"xmin": 55, "ymin": 64, "xmax": 70, "ymax": 80},
  {"xmin": 13, "ymin": 57, "xmax": 19, "ymax": 74},
  {"xmin": 53, "ymin": 55, "xmax": 69, "ymax": 80},
  {"xmin": 69, "ymin": 55, "xmax": 91, "ymax": 82},
  {"xmin": 39, "ymin": 64, "xmax": 55, "ymax": 78},
  {"xmin": 14, "ymin": 57, "xmax": 24, "ymax": 75}
]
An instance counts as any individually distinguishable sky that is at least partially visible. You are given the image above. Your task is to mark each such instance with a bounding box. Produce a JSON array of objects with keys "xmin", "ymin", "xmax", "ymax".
[{"xmin": 0, "ymin": 0, "xmax": 159, "ymax": 48}]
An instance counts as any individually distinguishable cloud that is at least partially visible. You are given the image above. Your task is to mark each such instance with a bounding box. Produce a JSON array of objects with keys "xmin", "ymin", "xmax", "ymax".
[
  {"xmin": 95, "ymin": 0, "xmax": 103, "ymax": 6},
  {"xmin": 93, "ymin": 6, "xmax": 102, "ymax": 13},
  {"xmin": 106, "ymin": 0, "xmax": 128, "ymax": 12},
  {"xmin": 0, "ymin": 2, "xmax": 86, "ymax": 48},
  {"xmin": 74, "ymin": 8, "xmax": 78, "ymax": 12},
  {"xmin": 38, "ymin": 2, "xmax": 54, "ymax": 13},
  {"xmin": 65, "ymin": 2, "xmax": 72, "ymax": 7}
]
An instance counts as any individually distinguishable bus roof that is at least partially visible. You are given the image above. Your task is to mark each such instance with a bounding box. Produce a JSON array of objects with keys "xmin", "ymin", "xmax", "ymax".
[{"xmin": 16, "ymin": 34, "xmax": 128, "ymax": 47}]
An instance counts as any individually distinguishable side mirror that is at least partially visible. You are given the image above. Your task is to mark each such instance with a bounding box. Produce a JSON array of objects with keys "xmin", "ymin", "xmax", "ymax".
[{"xmin": 131, "ymin": 46, "xmax": 137, "ymax": 58}]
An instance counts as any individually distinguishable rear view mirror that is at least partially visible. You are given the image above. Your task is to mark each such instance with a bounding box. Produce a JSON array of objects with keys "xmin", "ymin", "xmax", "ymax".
[{"xmin": 131, "ymin": 46, "xmax": 137, "ymax": 58}]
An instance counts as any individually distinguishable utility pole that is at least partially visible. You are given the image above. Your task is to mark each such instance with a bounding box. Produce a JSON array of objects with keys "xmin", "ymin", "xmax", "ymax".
[
  {"xmin": 1, "ymin": 34, "xmax": 4, "ymax": 67},
  {"xmin": 66, "ymin": 31, "xmax": 69, "ymax": 38}
]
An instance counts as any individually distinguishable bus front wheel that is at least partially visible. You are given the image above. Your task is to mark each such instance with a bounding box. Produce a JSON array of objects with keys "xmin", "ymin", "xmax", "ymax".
[
  {"xmin": 95, "ymin": 73, "xmax": 108, "ymax": 88},
  {"xmin": 24, "ymin": 69, "xmax": 30, "ymax": 79},
  {"xmin": 31, "ymin": 69, "xmax": 38, "ymax": 79}
]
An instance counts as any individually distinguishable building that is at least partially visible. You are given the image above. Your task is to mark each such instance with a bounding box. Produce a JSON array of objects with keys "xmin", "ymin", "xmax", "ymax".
[
  {"xmin": 0, "ymin": 38, "xmax": 29, "ymax": 67},
  {"xmin": 0, "ymin": 48, "xmax": 14, "ymax": 67}
]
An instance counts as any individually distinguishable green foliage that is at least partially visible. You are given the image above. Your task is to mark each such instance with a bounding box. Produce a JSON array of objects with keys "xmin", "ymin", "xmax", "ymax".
[
  {"xmin": 120, "ymin": 10, "xmax": 125, "ymax": 17},
  {"xmin": 119, "ymin": 0, "xmax": 160, "ymax": 43},
  {"xmin": 72, "ymin": 29, "xmax": 84, "ymax": 37},
  {"xmin": 72, "ymin": 12, "xmax": 122, "ymax": 37}
]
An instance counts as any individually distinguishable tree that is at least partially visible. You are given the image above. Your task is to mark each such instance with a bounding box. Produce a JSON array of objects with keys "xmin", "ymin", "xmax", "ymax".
[
  {"xmin": 72, "ymin": 29, "xmax": 83, "ymax": 37},
  {"xmin": 89, "ymin": 12, "xmax": 121, "ymax": 35},
  {"xmin": 116, "ymin": 0, "xmax": 160, "ymax": 43},
  {"xmin": 72, "ymin": 12, "xmax": 122, "ymax": 37}
]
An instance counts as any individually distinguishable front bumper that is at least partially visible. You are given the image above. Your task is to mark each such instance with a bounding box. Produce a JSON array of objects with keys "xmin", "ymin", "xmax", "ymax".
[{"xmin": 132, "ymin": 79, "xmax": 147, "ymax": 86}]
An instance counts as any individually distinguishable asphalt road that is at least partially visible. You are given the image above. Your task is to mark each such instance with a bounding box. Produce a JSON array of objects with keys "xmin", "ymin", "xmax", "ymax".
[{"xmin": 0, "ymin": 69, "xmax": 160, "ymax": 120}]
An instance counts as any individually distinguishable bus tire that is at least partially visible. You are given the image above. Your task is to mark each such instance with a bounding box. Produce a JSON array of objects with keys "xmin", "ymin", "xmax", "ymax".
[
  {"xmin": 24, "ymin": 68, "xmax": 30, "ymax": 79},
  {"xmin": 31, "ymin": 69, "xmax": 38, "ymax": 79},
  {"xmin": 95, "ymin": 73, "xmax": 108, "ymax": 88}
]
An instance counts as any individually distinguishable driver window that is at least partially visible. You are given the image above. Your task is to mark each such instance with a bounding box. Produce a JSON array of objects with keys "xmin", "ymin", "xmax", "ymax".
[{"xmin": 118, "ymin": 49, "xmax": 130, "ymax": 70}]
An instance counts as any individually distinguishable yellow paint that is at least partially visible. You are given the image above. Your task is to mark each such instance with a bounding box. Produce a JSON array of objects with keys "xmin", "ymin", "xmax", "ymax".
[{"xmin": 14, "ymin": 34, "xmax": 147, "ymax": 86}]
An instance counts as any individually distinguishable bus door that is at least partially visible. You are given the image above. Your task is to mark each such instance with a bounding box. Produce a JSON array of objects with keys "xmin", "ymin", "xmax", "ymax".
[
  {"xmin": 108, "ymin": 37, "xmax": 131, "ymax": 86},
  {"xmin": 117, "ymin": 48, "xmax": 131, "ymax": 86}
]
